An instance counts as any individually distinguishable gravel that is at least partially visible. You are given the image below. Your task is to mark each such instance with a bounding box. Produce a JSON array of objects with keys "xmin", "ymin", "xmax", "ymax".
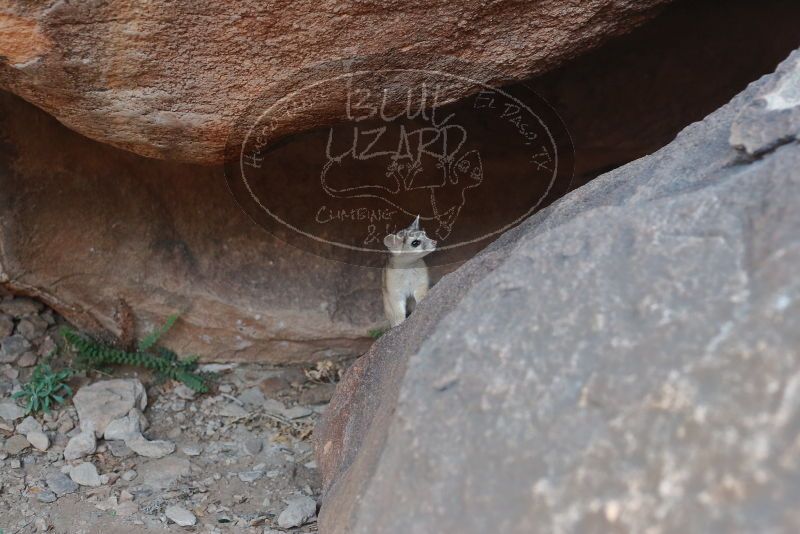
[{"xmin": 0, "ymin": 294, "xmax": 332, "ymax": 533}]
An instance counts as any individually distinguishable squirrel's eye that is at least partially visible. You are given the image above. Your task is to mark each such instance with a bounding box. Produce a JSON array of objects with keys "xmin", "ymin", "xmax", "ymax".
[{"xmin": 411, "ymin": 240, "xmax": 421, "ymax": 248}]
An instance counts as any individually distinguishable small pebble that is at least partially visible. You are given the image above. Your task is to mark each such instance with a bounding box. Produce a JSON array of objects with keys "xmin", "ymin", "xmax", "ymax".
[
  {"xmin": 64, "ymin": 428, "xmax": 96, "ymax": 460},
  {"xmin": 0, "ymin": 401, "xmax": 26, "ymax": 421},
  {"xmin": 181, "ymin": 444, "xmax": 203, "ymax": 456},
  {"xmin": 166, "ymin": 504, "xmax": 197, "ymax": 527},
  {"xmin": 69, "ymin": 462, "xmax": 102, "ymax": 487},
  {"xmin": 277, "ymin": 495, "xmax": 317, "ymax": 529},
  {"xmin": 107, "ymin": 440, "xmax": 134, "ymax": 458},
  {"xmin": 36, "ymin": 489, "xmax": 57, "ymax": 503},
  {"xmin": 46, "ymin": 470, "xmax": 78, "ymax": 495},
  {"xmin": 4, "ymin": 434, "xmax": 31, "ymax": 455},
  {"xmin": 126, "ymin": 435, "xmax": 175, "ymax": 458},
  {"xmin": 16, "ymin": 415, "xmax": 42, "ymax": 435},
  {"xmin": 16, "ymin": 351, "xmax": 39, "ymax": 368},
  {"xmin": 26, "ymin": 431, "xmax": 50, "ymax": 451}
]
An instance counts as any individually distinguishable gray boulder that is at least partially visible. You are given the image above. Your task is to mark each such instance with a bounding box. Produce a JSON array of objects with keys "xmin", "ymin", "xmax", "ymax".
[{"xmin": 316, "ymin": 49, "xmax": 800, "ymax": 533}]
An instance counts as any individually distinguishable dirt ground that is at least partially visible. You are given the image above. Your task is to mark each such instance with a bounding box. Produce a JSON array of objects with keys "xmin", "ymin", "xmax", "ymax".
[{"xmin": 0, "ymin": 295, "xmax": 346, "ymax": 534}]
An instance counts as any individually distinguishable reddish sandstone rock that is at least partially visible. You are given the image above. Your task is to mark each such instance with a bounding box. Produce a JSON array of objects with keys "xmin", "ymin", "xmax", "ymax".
[
  {"xmin": 0, "ymin": 92, "xmax": 377, "ymax": 363},
  {"xmin": 0, "ymin": 1, "xmax": 672, "ymax": 164}
]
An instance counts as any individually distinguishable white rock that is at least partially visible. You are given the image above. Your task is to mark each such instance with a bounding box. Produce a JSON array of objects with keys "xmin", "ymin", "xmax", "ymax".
[
  {"xmin": 132, "ymin": 408, "xmax": 149, "ymax": 431},
  {"xmin": 181, "ymin": 444, "xmax": 202, "ymax": 456},
  {"xmin": 69, "ymin": 462, "xmax": 102, "ymax": 487},
  {"xmin": 277, "ymin": 495, "xmax": 317, "ymax": 529},
  {"xmin": 64, "ymin": 427, "xmax": 97, "ymax": 460},
  {"xmin": 165, "ymin": 504, "xmax": 197, "ymax": 527},
  {"xmin": 16, "ymin": 415, "xmax": 42, "ymax": 434},
  {"xmin": 26, "ymin": 431, "xmax": 50, "ymax": 451},
  {"xmin": 0, "ymin": 401, "xmax": 26, "ymax": 421},
  {"xmin": 127, "ymin": 435, "xmax": 175, "ymax": 458},
  {"xmin": 121, "ymin": 469, "xmax": 138, "ymax": 481},
  {"xmin": 104, "ymin": 413, "xmax": 141, "ymax": 441},
  {"xmin": 72, "ymin": 379, "xmax": 147, "ymax": 437},
  {"xmin": 46, "ymin": 470, "xmax": 78, "ymax": 495}
]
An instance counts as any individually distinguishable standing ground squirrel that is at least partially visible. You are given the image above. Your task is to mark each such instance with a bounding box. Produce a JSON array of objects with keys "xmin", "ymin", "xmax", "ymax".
[{"xmin": 382, "ymin": 216, "xmax": 437, "ymax": 327}]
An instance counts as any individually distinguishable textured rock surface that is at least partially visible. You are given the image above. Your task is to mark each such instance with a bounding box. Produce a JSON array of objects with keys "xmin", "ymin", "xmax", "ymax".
[
  {"xmin": 316, "ymin": 49, "xmax": 800, "ymax": 533},
  {"xmin": 278, "ymin": 495, "xmax": 318, "ymax": 529},
  {"xmin": 165, "ymin": 504, "xmax": 197, "ymax": 527},
  {"xmin": 2, "ymin": 1, "xmax": 796, "ymax": 363},
  {"xmin": 63, "ymin": 428, "xmax": 97, "ymax": 461},
  {"xmin": 72, "ymin": 379, "xmax": 147, "ymax": 437},
  {"xmin": 0, "ymin": 92, "xmax": 379, "ymax": 363},
  {"xmin": 0, "ymin": 400, "xmax": 25, "ymax": 421},
  {"xmin": 45, "ymin": 471, "xmax": 78, "ymax": 497},
  {"xmin": 0, "ymin": 0, "xmax": 671, "ymax": 164},
  {"xmin": 126, "ymin": 435, "xmax": 175, "ymax": 459},
  {"xmin": 69, "ymin": 462, "xmax": 102, "ymax": 487}
]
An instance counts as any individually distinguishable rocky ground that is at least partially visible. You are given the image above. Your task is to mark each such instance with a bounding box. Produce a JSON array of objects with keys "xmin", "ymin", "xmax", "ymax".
[{"xmin": 0, "ymin": 291, "xmax": 343, "ymax": 533}]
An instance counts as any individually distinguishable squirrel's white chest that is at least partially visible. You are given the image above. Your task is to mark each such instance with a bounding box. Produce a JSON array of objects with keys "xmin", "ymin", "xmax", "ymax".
[{"xmin": 384, "ymin": 265, "xmax": 428, "ymax": 297}]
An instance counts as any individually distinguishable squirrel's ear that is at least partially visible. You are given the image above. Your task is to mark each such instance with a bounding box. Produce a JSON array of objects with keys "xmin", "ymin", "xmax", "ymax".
[
  {"xmin": 408, "ymin": 215, "xmax": 421, "ymax": 231},
  {"xmin": 384, "ymin": 233, "xmax": 403, "ymax": 252}
]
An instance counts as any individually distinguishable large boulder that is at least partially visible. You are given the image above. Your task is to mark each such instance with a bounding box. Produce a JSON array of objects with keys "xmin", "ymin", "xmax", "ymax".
[
  {"xmin": 315, "ymin": 49, "xmax": 800, "ymax": 533},
  {"xmin": 0, "ymin": 0, "xmax": 672, "ymax": 164},
  {"xmin": 1, "ymin": 1, "xmax": 798, "ymax": 364},
  {"xmin": 0, "ymin": 92, "xmax": 377, "ymax": 362}
]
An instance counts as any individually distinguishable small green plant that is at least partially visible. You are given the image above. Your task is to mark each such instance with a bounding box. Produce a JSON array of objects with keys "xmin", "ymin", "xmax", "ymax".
[
  {"xmin": 368, "ymin": 327, "xmax": 387, "ymax": 340},
  {"xmin": 61, "ymin": 314, "xmax": 210, "ymax": 393},
  {"xmin": 13, "ymin": 363, "xmax": 73, "ymax": 414}
]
